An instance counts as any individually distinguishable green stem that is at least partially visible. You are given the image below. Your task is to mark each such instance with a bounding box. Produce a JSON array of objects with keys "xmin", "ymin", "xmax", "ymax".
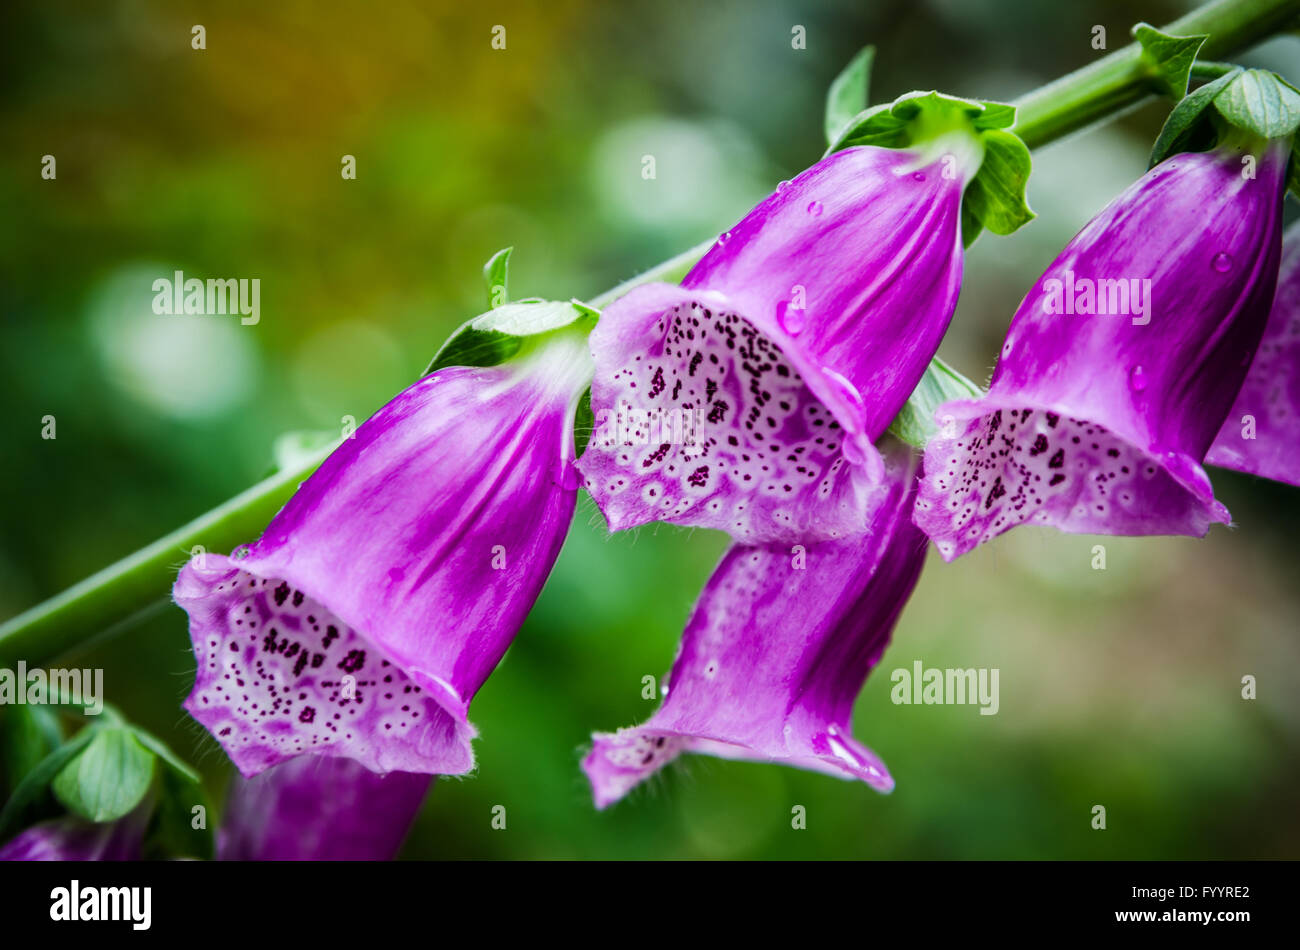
[
  {"xmin": 3, "ymin": 0, "xmax": 1298, "ymax": 668},
  {"xmin": 1010, "ymin": 0, "xmax": 1300, "ymax": 148},
  {"xmin": 1191, "ymin": 60, "xmax": 1240, "ymax": 80},
  {"xmin": 0, "ymin": 445, "xmax": 334, "ymax": 666}
]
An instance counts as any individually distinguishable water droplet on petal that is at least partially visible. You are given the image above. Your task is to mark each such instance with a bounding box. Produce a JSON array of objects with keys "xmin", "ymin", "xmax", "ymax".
[
  {"xmin": 1212, "ymin": 252, "xmax": 1233, "ymax": 273},
  {"xmin": 806, "ymin": 200, "xmax": 823, "ymax": 217},
  {"xmin": 1128, "ymin": 365, "xmax": 1148, "ymax": 392},
  {"xmin": 776, "ymin": 300, "xmax": 806, "ymax": 336},
  {"xmin": 776, "ymin": 179, "xmax": 791, "ymax": 192},
  {"xmin": 842, "ymin": 437, "xmax": 867, "ymax": 465},
  {"xmin": 716, "ymin": 230, "xmax": 732, "ymax": 247},
  {"xmin": 822, "ymin": 367, "xmax": 865, "ymax": 418},
  {"xmin": 912, "ymin": 171, "xmax": 926, "ymax": 182}
]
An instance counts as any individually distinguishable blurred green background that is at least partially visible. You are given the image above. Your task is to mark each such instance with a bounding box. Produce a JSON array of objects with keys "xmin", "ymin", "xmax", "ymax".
[{"xmin": 2, "ymin": 0, "xmax": 1299, "ymax": 859}]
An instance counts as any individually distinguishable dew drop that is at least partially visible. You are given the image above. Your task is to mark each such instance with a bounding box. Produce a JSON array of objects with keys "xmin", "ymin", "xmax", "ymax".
[
  {"xmin": 776, "ymin": 300, "xmax": 806, "ymax": 336},
  {"xmin": 842, "ymin": 437, "xmax": 868, "ymax": 466},
  {"xmin": 1128, "ymin": 365, "xmax": 1148, "ymax": 392},
  {"xmin": 716, "ymin": 230, "xmax": 732, "ymax": 247},
  {"xmin": 806, "ymin": 200, "xmax": 823, "ymax": 217},
  {"xmin": 912, "ymin": 171, "xmax": 926, "ymax": 182},
  {"xmin": 1212, "ymin": 252, "xmax": 1233, "ymax": 273},
  {"xmin": 776, "ymin": 179, "xmax": 791, "ymax": 192},
  {"xmin": 822, "ymin": 367, "xmax": 865, "ymax": 417}
]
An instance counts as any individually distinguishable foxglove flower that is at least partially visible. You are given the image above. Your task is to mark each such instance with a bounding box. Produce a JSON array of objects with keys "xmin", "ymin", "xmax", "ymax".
[
  {"xmin": 579, "ymin": 134, "xmax": 984, "ymax": 543},
  {"xmin": 583, "ymin": 440, "xmax": 925, "ymax": 807},
  {"xmin": 0, "ymin": 806, "xmax": 149, "ymax": 861},
  {"xmin": 219, "ymin": 756, "xmax": 431, "ymax": 861},
  {"xmin": 1207, "ymin": 221, "xmax": 1300, "ymax": 486},
  {"xmin": 175, "ymin": 327, "xmax": 591, "ymax": 778},
  {"xmin": 915, "ymin": 140, "xmax": 1290, "ymax": 560}
]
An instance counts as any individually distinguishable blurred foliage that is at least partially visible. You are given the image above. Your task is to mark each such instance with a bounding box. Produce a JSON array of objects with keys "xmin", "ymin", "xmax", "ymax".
[{"xmin": 1, "ymin": 0, "xmax": 1298, "ymax": 859}]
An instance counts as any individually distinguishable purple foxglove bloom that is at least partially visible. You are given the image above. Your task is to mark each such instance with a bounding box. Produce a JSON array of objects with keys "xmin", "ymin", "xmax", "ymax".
[
  {"xmin": 578, "ymin": 140, "xmax": 980, "ymax": 543},
  {"xmin": 1207, "ymin": 221, "xmax": 1300, "ymax": 486},
  {"xmin": 175, "ymin": 330, "xmax": 590, "ymax": 778},
  {"xmin": 914, "ymin": 142, "xmax": 1290, "ymax": 560},
  {"xmin": 218, "ymin": 756, "xmax": 431, "ymax": 861},
  {"xmin": 0, "ymin": 806, "xmax": 149, "ymax": 861},
  {"xmin": 583, "ymin": 440, "xmax": 926, "ymax": 808}
]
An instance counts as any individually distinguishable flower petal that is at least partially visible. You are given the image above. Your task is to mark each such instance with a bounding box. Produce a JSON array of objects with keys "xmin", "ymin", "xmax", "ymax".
[
  {"xmin": 578, "ymin": 283, "xmax": 885, "ymax": 543},
  {"xmin": 580, "ymin": 145, "xmax": 968, "ymax": 543},
  {"xmin": 916, "ymin": 146, "xmax": 1288, "ymax": 559},
  {"xmin": 178, "ymin": 334, "xmax": 590, "ymax": 776},
  {"xmin": 583, "ymin": 441, "xmax": 926, "ymax": 807},
  {"xmin": 1207, "ymin": 221, "xmax": 1300, "ymax": 486},
  {"xmin": 218, "ymin": 755, "xmax": 431, "ymax": 861}
]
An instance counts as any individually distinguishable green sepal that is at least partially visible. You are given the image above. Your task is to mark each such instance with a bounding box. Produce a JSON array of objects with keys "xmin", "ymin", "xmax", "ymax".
[
  {"xmin": 1213, "ymin": 69, "xmax": 1300, "ymax": 139},
  {"xmin": 887, "ymin": 357, "xmax": 984, "ymax": 448},
  {"xmin": 962, "ymin": 129, "xmax": 1035, "ymax": 236},
  {"xmin": 825, "ymin": 89, "xmax": 1032, "ymax": 244},
  {"xmin": 960, "ymin": 202, "xmax": 984, "ymax": 249},
  {"xmin": 129, "ymin": 725, "xmax": 202, "ymax": 785},
  {"xmin": 1149, "ymin": 68, "xmax": 1242, "ymax": 166},
  {"xmin": 1132, "ymin": 22, "xmax": 1208, "ymax": 99},
  {"xmin": 425, "ymin": 299, "xmax": 596, "ymax": 375},
  {"xmin": 828, "ymin": 90, "xmax": 1016, "ymax": 154},
  {"xmin": 573, "ymin": 387, "xmax": 595, "ymax": 459},
  {"xmin": 51, "ymin": 726, "xmax": 156, "ymax": 823},
  {"xmin": 1151, "ymin": 68, "xmax": 1300, "ymax": 167},
  {"xmin": 483, "ymin": 247, "xmax": 512, "ymax": 309},
  {"xmin": 824, "ymin": 46, "xmax": 875, "ymax": 145}
]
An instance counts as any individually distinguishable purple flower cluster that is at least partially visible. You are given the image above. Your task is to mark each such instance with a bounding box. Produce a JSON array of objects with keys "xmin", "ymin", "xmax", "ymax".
[{"xmin": 156, "ymin": 115, "xmax": 1295, "ymax": 855}]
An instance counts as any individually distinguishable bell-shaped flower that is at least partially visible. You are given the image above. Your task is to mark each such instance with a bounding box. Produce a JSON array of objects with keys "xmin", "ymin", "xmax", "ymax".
[
  {"xmin": 1207, "ymin": 220, "xmax": 1300, "ymax": 486},
  {"xmin": 218, "ymin": 756, "xmax": 431, "ymax": 861},
  {"xmin": 915, "ymin": 137, "xmax": 1290, "ymax": 560},
  {"xmin": 578, "ymin": 96, "xmax": 1030, "ymax": 543},
  {"xmin": 175, "ymin": 313, "xmax": 591, "ymax": 778},
  {"xmin": 0, "ymin": 804, "xmax": 150, "ymax": 861},
  {"xmin": 582, "ymin": 440, "xmax": 926, "ymax": 807}
]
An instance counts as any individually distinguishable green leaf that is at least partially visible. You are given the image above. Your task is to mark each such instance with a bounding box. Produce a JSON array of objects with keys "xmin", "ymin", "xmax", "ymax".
[
  {"xmin": 483, "ymin": 247, "xmax": 512, "ymax": 309},
  {"xmin": 425, "ymin": 299, "xmax": 593, "ymax": 374},
  {"xmin": 1, "ymin": 704, "xmax": 62, "ymax": 800},
  {"xmin": 129, "ymin": 726, "xmax": 201, "ymax": 785},
  {"xmin": 0, "ymin": 727, "xmax": 95, "ymax": 842},
  {"xmin": 962, "ymin": 129, "xmax": 1035, "ymax": 236},
  {"xmin": 824, "ymin": 46, "xmax": 875, "ymax": 144},
  {"xmin": 1149, "ymin": 67, "xmax": 1242, "ymax": 166},
  {"xmin": 51, "ymin": 727, "xmax": 155, "ymax": 823},
  {"xmin": 1132, "ymin": 22, "xmax": 1208, "ymax": 99},
  {"xmin": 142, "ymin": 766, "xmax": 213, "ymax": 860},
  {"xmin": 887, "ymin": 357, "xmax": 984, "ymax": 448},
  {"xmin": 1213, "ymin": 69, "xmax": 1300, "ymax": 139}
]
